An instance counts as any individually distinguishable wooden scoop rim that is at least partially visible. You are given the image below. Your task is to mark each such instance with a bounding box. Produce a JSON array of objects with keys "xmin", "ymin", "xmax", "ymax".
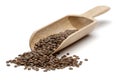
[
  {"xmin": 29, "ymin": 6, "xmax": 110, "ymax": 53},
  {"xmin": 29, "ymin": 15, "xmax": 95, "ymax": 51},
  {"xmin": 53, "ymin": 15, "xmax": 96, "ymax": 53}
]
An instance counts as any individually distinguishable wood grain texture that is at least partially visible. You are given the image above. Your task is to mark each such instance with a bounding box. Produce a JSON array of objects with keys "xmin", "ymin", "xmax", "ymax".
[{"xmin": 29, "ymin": 6, "xmax": 110, "ymax": 53}]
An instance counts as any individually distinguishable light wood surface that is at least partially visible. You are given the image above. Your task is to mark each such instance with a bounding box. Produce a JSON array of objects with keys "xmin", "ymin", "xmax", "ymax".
[
  {"xmin": 29, "ymin": 6, "xmax": 110, "ymax": 54},
  {"xmin": 81, "ymin": 6, "xmax": 110, "ymax": 18}
]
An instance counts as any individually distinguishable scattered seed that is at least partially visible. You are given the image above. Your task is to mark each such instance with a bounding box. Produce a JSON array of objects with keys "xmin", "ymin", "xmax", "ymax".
[
  {"xmin": 6, "ymin": 64, "xmax": 10, "ymax": 66},
  {"xmin": 24, "ymin": 66, "xmax": 28, "ymax": 70},
  {"xmin": 66, "ymin": 53, "xmax": 69, "ymax": 55},
  {"xmin": 79, "ymin": 61, "xmax": 83, "ymax": 65},
  {"xmin": 69, "ymin": 67, "xmax": 73, "ymax": 70},
  {"xmin": 84, "ymin": 58, "xmax": 88, "ymax": 61},
  {"xmin": 35, "ymin": 68, "xmax": 39, "ymax": 71},
  {"xmin": 28, "ymin": 67, "xmax": 31, "ymax": 70},
  {"xmin": 6, "ymin": 61, "xmax": 9, "ymax": 63},
  {"xmin": 43, "ymin": 69, "xmax": 48, "ymax": 72},
  {"xmin": 6, "ymin": 30, "xmax": 88, "ymax": 72},
  {"xmin": 14, "ymin": 65, "xmax": 18, "ymax": 68},
  {"xmin": 61, "ymin": 55, "xmax": 66, "ymax": 58}
]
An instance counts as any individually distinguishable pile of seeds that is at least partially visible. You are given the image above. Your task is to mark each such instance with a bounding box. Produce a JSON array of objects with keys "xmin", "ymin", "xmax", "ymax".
[
  {"xmin": 6, "ymin": 30, "xmax": 88, "ymax": 72},
  {"xmin": 34, "ymin": 30, "xmax": 77, "ymax": 55}
]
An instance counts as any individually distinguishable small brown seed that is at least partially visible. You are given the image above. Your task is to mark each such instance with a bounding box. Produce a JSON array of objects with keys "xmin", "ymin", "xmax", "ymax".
[
  {"xmin": 84, "ymin": 58, "xmax": 88, "ymax": 61},
  {"xmin": 6, "ymin": 30, "xmax": 86, "ymax": 72},
  {"xmin": 14, "ymin": 65, "xmax": 18, "ymax": 68},
  {"xmin": 79, "ymin": 61, "xmax": 83, "ymax": 65},
  {"xmin": 43, "ymin": 69, "xmax": 48, "ymax": 72},
  {"xmin": 6, "ymin": 61, "xmax": 9, "ymax": 63},
  {"xmin": 35, "ymin": 68, "xmax": 39, "ymax": 71},
  {"xmin": 28, "ymin": 67, "xmax": 31, "ymax": 70},
  {"xmin": 24, "ymin": 66, "xmax": 28, "ymax": 70},
  {"xmin": 66, "ymin": 53, "xmax": 69, "ymax": 55},
  {"xmin": 69, "ymin": 67, "xmax": 73, "ymax": 70},
  {"xmin": 6, "ymin": 64, "xmax": 10, "ymax": 66},
  {"xmin": 61, "ymin": 55, "xmax": 66, "ymax": 58}
]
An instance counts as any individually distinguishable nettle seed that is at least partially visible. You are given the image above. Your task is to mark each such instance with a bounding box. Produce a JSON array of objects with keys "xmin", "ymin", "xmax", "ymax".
[
  {"xmin": 35, "ymin": 68, "xmax": 39, "ymax": 71},
  {"xmin": 79, "ymin": 61, "xmax": 83, "ymax": 65},
  {"xmin": 32, "ymin": 66, "xmax": 39, "ymax": 71},
  {"xmin": 66, "ymin": 53, "xmax": 69, "ymax": 55},
  {"xmin": 84, "ymin": 58, "xmax": 88, "ymax": 61},
  {"xmin": 61, "ymin": 55, "xmax": 66, "ymax": 58},
  {"xmin": 6, "ymin": 61, "xmax": 9, "ymax": 63},
  {"xmin": 14, "ymin": 65, "xmax": 18, "ymax": 68},
  {"xmin": 69, "ymin": 67, "xmax": 73, "ymax": 70},
  {"xmin": 6, "ymin": 30, "xmax": 88, "ymax": 72},
  {"xmin": 43, "ymin": 69, "xmax": 48, "ymax": 72},
  {"xmin": 24, "ymin": 66, "xmax": 28, "ymax": 70},
  {"xmin": 6, "ymin": 64, "xmax": 10, "ymax": 66},
  {"xmin": 28, "ymin": 67, "xmax": 31, "ymax": 70}
]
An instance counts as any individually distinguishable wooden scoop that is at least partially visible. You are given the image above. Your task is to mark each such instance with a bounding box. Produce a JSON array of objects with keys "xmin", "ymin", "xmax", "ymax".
[{"xmin": 29, "ymin": 6, "xmax": 110, "ymax": 53}]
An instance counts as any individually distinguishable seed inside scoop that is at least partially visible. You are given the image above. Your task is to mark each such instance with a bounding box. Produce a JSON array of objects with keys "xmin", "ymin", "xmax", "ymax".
[
  {"xmin": 6, "ymin": 29, "xmax": 88, "ymax": 72},
  {"xmin": 34, "ymin": 30, "xmax": 77, "ymax": 55}
]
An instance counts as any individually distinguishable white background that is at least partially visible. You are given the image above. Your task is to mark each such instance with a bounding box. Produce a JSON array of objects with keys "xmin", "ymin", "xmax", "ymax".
[{"xmin": 0, "ymin": 0, "xmax": 119, "ymax": 80}]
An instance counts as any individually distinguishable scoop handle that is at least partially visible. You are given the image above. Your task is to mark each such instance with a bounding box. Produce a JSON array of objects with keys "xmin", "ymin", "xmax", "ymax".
[{"xmin": 81, "ymin": 6, "xmax": 110, "ymax": 18}]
